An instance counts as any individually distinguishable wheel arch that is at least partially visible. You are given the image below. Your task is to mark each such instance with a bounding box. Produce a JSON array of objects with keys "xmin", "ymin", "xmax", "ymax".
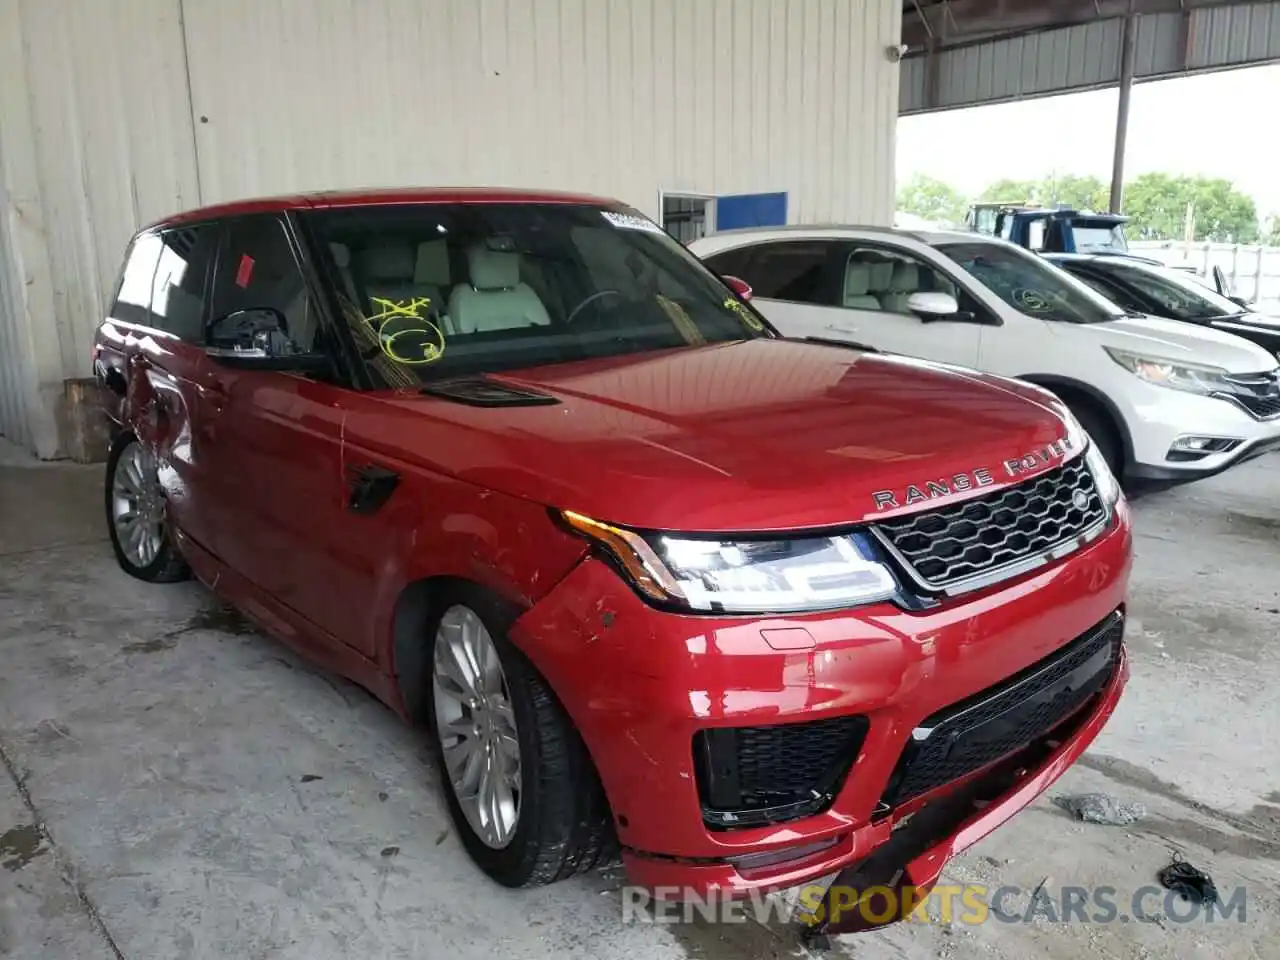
[
  {"xmin": 390, "ymin": 574, "xmax": 526, "ymax": 726},
  {"xmin": 1017, "ymin": 373, "xmax": 1134, "ymax": 469}
]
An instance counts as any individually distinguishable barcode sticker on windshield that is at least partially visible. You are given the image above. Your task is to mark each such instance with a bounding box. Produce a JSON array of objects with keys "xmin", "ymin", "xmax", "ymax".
[{"xmin": 601, "ymin": 211, "xmax": 665, "ymax": 234}]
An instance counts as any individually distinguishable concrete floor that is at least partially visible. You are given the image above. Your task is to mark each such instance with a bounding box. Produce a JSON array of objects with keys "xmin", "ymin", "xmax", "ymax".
[{"xmin": 2, "ymin": 437, "xmax": 1278, "ymax": 960}]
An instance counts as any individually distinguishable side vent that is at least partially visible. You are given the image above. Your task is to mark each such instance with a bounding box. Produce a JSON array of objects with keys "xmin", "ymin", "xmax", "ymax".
[{"xmin": 420, "ymin": 376, "xmax": 560, "ymax": 408}]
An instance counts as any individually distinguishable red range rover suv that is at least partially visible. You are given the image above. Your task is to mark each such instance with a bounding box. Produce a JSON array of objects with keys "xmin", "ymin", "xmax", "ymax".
[{"xmin": 94, "ymin": 189, "xmax": 1131, "ymax": 914}]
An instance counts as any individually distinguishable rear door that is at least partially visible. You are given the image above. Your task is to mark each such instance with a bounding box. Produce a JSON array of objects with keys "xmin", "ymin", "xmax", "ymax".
[
  {"xmin": 702, "ymin": 239, "xmax": 856, "ymax": 342},
  {"xmin": 97, "ymin": 222, "xmax": 222, "ymax": 553}
]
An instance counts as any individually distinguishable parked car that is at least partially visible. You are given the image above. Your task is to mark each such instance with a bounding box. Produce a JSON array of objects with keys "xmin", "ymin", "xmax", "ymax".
[
  {"xmin": 691, "ymin": 226, "xmax": 1280, "ymax": 484},
  {"xmin": 95, "ymin": 190, "xmax": 1129, "ymax": 922},
  {"xmin": 1046, "ymin": 253, "xmax": 1280, "ymax": 358}
]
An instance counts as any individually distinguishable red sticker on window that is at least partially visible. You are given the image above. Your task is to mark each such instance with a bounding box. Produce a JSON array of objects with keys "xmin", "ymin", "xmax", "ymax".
[{"xmin": 234, "ymin": 254, "xmax": 255, "ymax": 288}]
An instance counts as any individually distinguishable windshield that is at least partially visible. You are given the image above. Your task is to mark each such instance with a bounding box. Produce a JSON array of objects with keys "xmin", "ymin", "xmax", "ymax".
[
  {"xmin": 1104, "ymin": 262, "xmax": 1244, "ymax": 321},
  {"xmin": 937, "ymin": 242, "xmax": 1125, "ymax": 324},
  {"xmin": 303, "ymin": 203, "xmax": 771, "ymax": 385},
  {"xmin": 1072, "ymin": 222, "xmax": 1128, "ymax": 253}
]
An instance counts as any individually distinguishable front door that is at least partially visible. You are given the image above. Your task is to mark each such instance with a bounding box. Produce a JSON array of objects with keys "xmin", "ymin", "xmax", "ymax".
[
  {"xmin": 196, "ymin": 214, "xmax": 383, "ymax": 658},
  {"xmin": 822, "ymin": 241, "xmax": 984, "ymax": 368},
  {"xmin": 736, "ymin": 238, "xmax": 985, "ymax": 368}
]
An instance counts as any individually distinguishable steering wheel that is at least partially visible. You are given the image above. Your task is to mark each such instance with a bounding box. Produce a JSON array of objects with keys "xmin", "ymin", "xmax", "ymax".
[{"xmin": 565, "ymin": 289, "xmax": 624, "ymax": 324}]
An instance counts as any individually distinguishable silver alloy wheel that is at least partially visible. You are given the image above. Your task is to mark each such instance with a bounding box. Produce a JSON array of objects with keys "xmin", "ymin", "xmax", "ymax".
[
  {"xmin": 111, "ymin": 442, "xmax": 165, "ymax": 569},
  {"xmin": 432, "ymin": 605, "xmax": 522, "ymax": 849}
]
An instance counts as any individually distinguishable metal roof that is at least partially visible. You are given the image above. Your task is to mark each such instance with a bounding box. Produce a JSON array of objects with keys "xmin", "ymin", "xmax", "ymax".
[{"xmin": 901, "ymin": 0, "xmax": 1280, "ymax": 113}]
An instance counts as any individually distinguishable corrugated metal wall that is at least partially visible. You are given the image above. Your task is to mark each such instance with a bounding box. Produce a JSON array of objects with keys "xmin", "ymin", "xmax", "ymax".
[
  {"xmin": 0, "ymin": 0, "xmax": 201, "ymax": 457},
  {"xmin": 0, "ymin": 0, "xmax": 901, "ymax": 457},
  {"xmin": 181, "ymin": 0, "xmax": 899, "ymax": 221},
  {"xmin": 901, "ymin": 1, "xmax": 1280, "ymax": 114}
]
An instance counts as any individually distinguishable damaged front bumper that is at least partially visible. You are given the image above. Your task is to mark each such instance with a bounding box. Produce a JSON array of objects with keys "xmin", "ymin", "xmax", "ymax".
[{"xmin": 509, "ymin": 501, "xmax": 1132, "ymax": 906}]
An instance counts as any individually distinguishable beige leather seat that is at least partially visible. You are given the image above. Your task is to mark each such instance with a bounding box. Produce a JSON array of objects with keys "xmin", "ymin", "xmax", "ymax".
[
  {"xmin": 843, "ymin": 261, "xmax": 881, "ymax": 310},
  {"xmin": 355, "ymin": 245, "xmax": 440, "ymax": 310},
  {"xmin": 448, "ymin": 243, "xmax": 551, "ymax": 334},
  {"xmin": 880, "ymin": 262, "xmax": 920, "ymax": 314},
  {"xmin": 413, "ymin": 240, "xmax": 450, "ymax": 307}
]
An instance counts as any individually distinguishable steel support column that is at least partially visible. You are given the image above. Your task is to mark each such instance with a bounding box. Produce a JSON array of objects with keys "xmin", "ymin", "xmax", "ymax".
[{"xmin": 1109, "ymin": 13, "xmax": 1137, "ymax": 213}]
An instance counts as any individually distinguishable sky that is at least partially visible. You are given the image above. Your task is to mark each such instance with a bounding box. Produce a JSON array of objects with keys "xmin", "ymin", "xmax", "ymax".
[{"xmin": 896, "ymin": 64, "xmax": 1280, "ymax": 218}]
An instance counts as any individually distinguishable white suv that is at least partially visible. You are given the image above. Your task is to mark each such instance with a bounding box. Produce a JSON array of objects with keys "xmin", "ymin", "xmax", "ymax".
[{"xmin": 690, "ymin": 227, "xmax": 1280, "ymax": 484}]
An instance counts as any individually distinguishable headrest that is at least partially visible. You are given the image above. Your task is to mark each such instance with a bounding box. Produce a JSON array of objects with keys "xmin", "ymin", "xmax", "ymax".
[
  {"xmin": 868, "ymin": 260, "xmax": 894, "ymax": 290},
  {"xmin": 889, "ymin": 262, "xmax": 919, "ymax": 293},
  {"xmin": 329, "ymin": 242, "xmax": 351, "ymax": 269},
  {"xmin": 844, "ymin": 261, "xmax": 872, "ymax": 296},
  {"xmin": 357, "ymin": 245, "xmax": 415, "ymax": 282},
  {"xmin": 414, "ymin": 240, "xmax": 450, "ymax": 285},
  {"xmin": 467, "ymin": 244, "xmax": 520, "ymax": 291}
]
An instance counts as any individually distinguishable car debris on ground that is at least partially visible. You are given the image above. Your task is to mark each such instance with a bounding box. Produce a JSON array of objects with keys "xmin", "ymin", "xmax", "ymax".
[
  {"xmin": 1052, "ymin": 792, "xmax": 1147, "ymax": 826},
  {"xmin": 1159, "ymin": 856, "xmax": 1220, "ymax": 904}
]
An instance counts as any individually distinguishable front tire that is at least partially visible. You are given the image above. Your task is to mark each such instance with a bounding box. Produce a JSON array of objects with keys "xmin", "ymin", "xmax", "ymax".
[
  {"xmin": 1066, "ymin": 401, "xmax": 1123, "ymax": 480},
  {"xmin": 427, "ymin": 586, "xmax": 615, "ymax": 887},
  {"xmin": 104, "ymin": 432, "xmax": 189, "ymax": 583}
]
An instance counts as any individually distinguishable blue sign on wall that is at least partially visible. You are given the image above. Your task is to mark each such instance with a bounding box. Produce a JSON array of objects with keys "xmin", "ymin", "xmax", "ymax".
[{"xmin": 715, "ymin": 192, "xmax": 788, "ymax": 231}]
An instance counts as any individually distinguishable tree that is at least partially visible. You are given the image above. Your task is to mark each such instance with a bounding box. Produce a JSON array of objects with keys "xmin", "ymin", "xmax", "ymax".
[
  {"xmin": 981, "ymin": 178, "xmax": 1039, "ymax": 204},
  {"xmin": 1264, "ymin": 216, "xmax": 1280, "ymax": 246},
  {"xmin": 980, "ymin": 174, "xmax": 1108, "ymax": 211},
  {"xmin": 1044, "ymin": 174, "xmax": 1109, "ymax": 212},
  {"xmin": 896, "ymin": 174, "xmax": 968, "ymax": 226},
  {"xmin": 1122, "ymin": 173, "xmax": 1259, "ymax": 243}
]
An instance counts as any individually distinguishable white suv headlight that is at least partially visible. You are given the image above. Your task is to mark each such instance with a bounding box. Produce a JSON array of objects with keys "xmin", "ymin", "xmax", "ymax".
[{"xmin": 1104, "ymin": 347, "xmax": 1228, "ymax": 396}]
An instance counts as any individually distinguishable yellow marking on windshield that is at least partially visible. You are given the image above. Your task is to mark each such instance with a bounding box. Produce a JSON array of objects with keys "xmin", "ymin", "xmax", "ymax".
[
  {"xmin": 723, "ymin": 296, "xmax": 764, "ymax": 331},
  {"xmin": 364, "ymin": 297, "xmax": 446, "ymax": 365}
]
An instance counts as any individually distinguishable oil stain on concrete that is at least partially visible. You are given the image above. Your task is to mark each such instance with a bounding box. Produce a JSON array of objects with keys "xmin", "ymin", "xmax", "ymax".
[
  {"xmin": 183, "ymin": 603, "xmax": 256, "ymax": 636},
  {"xmin": 121, "ymin": 635, "xmax": 178, "ymax": 654},
  {"xmin": 1, "ymin": 823, "xmax": 48, "ymax": 871}
]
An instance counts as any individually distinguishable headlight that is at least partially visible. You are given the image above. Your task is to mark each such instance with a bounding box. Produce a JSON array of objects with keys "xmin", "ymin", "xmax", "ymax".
[
  {"xmin": 1084, "ymin": 442, "xmax": 1121, "ymax": 513},
  {"xmin": 561, "ymin": 511, "xmax": 899, "ymax": 613},
  {"xmin": 1103, "ymin": 347, "xmax": 1227, "ymax": 395}
]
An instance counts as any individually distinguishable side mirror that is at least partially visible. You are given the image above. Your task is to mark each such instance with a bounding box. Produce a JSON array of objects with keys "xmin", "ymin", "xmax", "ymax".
[
  {"xmin": 907, "ymin": 291, "xmax": 960, "ymax": 322},
  {"xmin": 1228, "ymin": 294, "xmax": 1250, "ymax": 308},
  {"xmin": 1211, "ymin": 265, "xmax": 1230, "ymax": 296},
  {"xmin": 723, "ymin": 275, "xmax": 753, "ymax": 301},
  {"xmin": 208, "ymin": 307, "xmax": 286, "ymax": 349},
  {"xmin": 205, "ymin": 307, "xmax": 329, "ymax": 373}
]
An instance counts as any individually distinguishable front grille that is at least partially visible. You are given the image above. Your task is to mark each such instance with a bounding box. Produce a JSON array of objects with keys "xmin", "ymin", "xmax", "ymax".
[
  {"xmin": 878, "ymin": 611, "xmax": 1123, "ymax": 810},
  {"xmin": 1215, "ymin": 391, "xmax": 1280, "ymax": 420},
  {"xmin": 693, "ymin": 714, "xmax": 869, "ymax": 829},
  {"xmin": 872, "ymin": 455, "xmax": 1106, "ymax": 592},
  {"xmin": 1214, "ymin": 371, "xmax": 1280, "ymax": 420}
]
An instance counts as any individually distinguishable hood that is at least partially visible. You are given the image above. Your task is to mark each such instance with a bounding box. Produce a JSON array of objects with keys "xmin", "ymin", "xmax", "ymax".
[
  {"xmin": 351, "ymin": 341, "xmax": 1080, "ymax": 533},
  {"xmin": 1215, "ymin": 311, "xmax": 1280, "ymax": 332},
  {"xmin": 1071, "ymin": 315, "xmax": 1280, "ymax": 372}
]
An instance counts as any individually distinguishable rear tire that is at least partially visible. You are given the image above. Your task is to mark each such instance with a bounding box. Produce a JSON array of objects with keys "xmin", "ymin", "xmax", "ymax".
[
  {"xmin": 426, "ymin": 584, "xmax": 616, "ymax": 887},
  {"xmin": 104, "ymin": 432, "xmax": 190, "ymax": 583}
]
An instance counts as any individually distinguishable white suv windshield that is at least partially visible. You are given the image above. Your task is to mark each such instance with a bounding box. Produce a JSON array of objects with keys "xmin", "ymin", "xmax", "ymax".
[{"xmin": 938, "ymin": 242, "xmax": 1125, "ymax": 325}]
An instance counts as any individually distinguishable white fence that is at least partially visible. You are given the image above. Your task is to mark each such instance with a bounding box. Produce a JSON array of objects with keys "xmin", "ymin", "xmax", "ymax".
[{"xmin": 1129, "ymin": 240, "xmax": 1280, "ymax": 312}]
